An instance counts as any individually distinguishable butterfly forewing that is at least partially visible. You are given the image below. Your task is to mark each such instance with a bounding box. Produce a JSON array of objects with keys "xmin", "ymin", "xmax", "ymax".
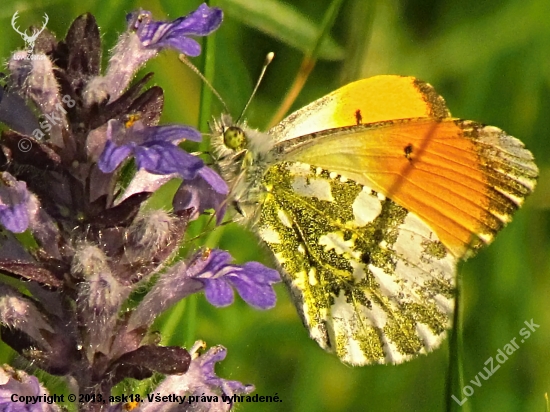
[{"xmin": 277, "ymin": 118, "xmax": 538, "ymax": 258}]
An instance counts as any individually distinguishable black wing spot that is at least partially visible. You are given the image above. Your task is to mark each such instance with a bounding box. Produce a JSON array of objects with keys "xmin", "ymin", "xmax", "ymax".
[
  {"xmin": 343, "ymin": 230, "xmax": 353, "ymax": 241},
  {"xmin": 355, "ymin": 109, "xmax": 362, "ymax": 125},
  {"xmin": 361, "ymin": 251, "xmax": 371, "ymax": 265},
  {"xmin": 404, "ymin": 143, "xmax": 413, "ymax": 161},
  {"xmin": 373, "ymin": 229, "xmax": 384, "ymax": 243}
]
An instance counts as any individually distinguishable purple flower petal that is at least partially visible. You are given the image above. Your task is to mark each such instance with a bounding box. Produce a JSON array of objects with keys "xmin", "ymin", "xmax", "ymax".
[
  {"xmin": 0, "ymin": 173, "xmax": 60, "ymax": 255},
  {"xmin": 174, "ymin": 167, "xmax": 229, "ymax": 224},
  {"xmin": 117, "ymin": 169, "xmax": 177, "ymax": 204},
  {"xmin": 227, "ymin": 262, "xmax": 281, "ymax": 309},
  {"xmin": 0, "ymin": 365, "xmax": 61, "ymax": 411},
  {"xmin": 156, "ymin": 37, "xmax": 202, "ymax": 57},
  {"xmin": 204, "ymin": 277, "xmax": 234, "ymax": 306},
  {"xmin": 195, "ymin": 250, "xmax": 281, "ymax": 309},
  {"xmin": 0, "ymin": 201, "xmax": 29, "ymax": 233},
  {"xmin": 98, "ymin": 121, "xmax": 205, "ymax": 179},
  {"xmin": 199, "ymin": 249, "xmax": 232, "ymax": 273},
  {"xmin": 141, "ymin": 124, "xmax": 202, "ymax": 143},
  {"xmin": 0, "ymin": 173, "xmax": 31, "ymax": 233},
  {"xmin": 135, "ymin": 141, "xmax": 204, "ymax": 178},
  {"xmin": 97, "ymin": 139, "xmax": 134, "ymax": 173},
  {"xmin": 132, "ymin": 4, "xmax": 223, "ymax": 55},
  {"xmin": 199, "ymin": 166, "xmax": 229, "ymax": 195},
  {"xmin": 198, "ymin": 346, "xmax": 253, "ymax": 396},
  {"xmin": 171, "ymin": 3, "xmax": 224, "ymax": 36},
  {"xmin": 138, "ymin": 345, "xmax": 253, "ymax": 412}
]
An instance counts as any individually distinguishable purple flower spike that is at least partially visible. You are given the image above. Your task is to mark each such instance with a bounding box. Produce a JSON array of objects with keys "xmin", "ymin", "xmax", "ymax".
[
  {"xmin": 174, "ymin": 166, "xmax": 229, "ymax": 224},
  {"xmin": 130, "ymin": 3, "xmax": 223, "ymax": 56},
  {"xmin": 0, "ymin": 172, "xmax": 31, "ymax": 233},
  {"xmin": 0, "ymin": 9, "xmax": 287, "ymax": 408},
  {"xmin": 196, "ymin": 250, "xmax": 281, "ymax": 309},
  {"xmin": 98, "ymin": 120, "xmax": 204, "ymax": 179}
]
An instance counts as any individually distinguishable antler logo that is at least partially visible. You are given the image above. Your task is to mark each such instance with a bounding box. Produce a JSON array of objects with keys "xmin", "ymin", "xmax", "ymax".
[{"xmin": 11, "ymin": 11, "xmax": 49, "ymax": 59}]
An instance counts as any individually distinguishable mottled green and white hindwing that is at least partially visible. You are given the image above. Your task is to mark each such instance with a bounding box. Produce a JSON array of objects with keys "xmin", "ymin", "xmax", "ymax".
[{"xmin": 258, "ymin": 161, "xmax": 456, "ymax": 365}]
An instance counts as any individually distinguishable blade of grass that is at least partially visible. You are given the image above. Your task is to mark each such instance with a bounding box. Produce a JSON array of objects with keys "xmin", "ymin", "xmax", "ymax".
[
  {"xmin": 267, "ymin": 0, "xmax": 345, "ymax": 129},
  {"xmin": 218, "ymin": 0, "xmax": 344, "ymax": 61},
  {"xmin": 339, "ymin": 0, "xmax": 377, "ymax": 84}
]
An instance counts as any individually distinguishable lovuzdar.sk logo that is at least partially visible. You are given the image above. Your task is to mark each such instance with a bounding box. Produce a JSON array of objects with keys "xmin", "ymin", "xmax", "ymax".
[{"xmin": 11, "ymin": 11, "xmax": 49, "ymax": 61}]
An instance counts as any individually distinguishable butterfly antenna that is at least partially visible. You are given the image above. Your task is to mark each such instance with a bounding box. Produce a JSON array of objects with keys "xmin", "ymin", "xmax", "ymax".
[
  {"xmin": 186, "ymin": 218, "xmax": 235, "ymax": 244},
  {"xmin": 179, "ymin": 54, "xmax": 229, "ymax": 113},
  {"xmin": 236, "ymin": 52, "xmax": 275, "ymax": 123}
]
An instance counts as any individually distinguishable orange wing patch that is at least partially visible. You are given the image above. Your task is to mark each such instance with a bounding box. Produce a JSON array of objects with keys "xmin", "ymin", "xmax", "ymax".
[{"xmin": 277, "ymin": 118, "xmax": 538, "ymax": 258}]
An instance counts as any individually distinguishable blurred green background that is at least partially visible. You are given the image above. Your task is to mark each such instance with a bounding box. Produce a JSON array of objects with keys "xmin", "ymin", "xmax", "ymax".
[{"xmin": 0, "ymin": 0, "xmax": 549, "ymax": 411}]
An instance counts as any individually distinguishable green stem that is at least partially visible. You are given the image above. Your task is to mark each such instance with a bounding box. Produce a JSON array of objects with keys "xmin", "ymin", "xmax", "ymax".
[
  {"xmin": 198, "ymin": 19, "xmax": 218, "ymax": 139},
  {"xmin": 180, "ymin": 1, "xmax": 219, "ymax": 349},
  {"xmin": 183, "ymin": 294, "xmax": 198, "ymax": 349},
  {"xmin": 161, "ymin": 298, "xmax": 188, "ymax": 347},
  {"xmin": 445, "ymin": 272, "xmax": 469, "ymax": 412}
]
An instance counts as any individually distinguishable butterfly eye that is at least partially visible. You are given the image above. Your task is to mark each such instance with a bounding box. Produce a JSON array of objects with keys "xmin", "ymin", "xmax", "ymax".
[{"xmin": 223, "ymin": 126, "xmax": 247, "ymax": 151}]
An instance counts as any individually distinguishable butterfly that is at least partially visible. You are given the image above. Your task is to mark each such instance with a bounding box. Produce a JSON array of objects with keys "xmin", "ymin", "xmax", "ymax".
[{"xmin": 211, "ymin": 75, "xmax": 538, "ymax": 366}]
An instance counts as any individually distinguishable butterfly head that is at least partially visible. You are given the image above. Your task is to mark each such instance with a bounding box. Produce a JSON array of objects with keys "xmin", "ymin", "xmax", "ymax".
[
  {"xmin": 211, "ymin": 114, "xmax": 248, "ymax": 172},
  {"xmin": 210, "ymin": 114, "xmax": 275, "ymax": 222},
  {"xmin": 223, "ymin": 125, "xmax": 247, "ymax": 152},
  {"xmin": 211, "ymin": 114, "xmax": 276, "ymax": 166}
]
